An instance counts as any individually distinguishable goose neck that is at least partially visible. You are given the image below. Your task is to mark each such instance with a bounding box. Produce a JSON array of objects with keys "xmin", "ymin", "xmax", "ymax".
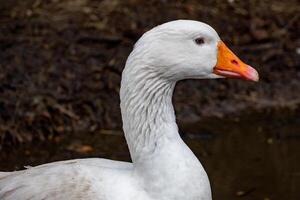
[{"xmin": 120, "ymin": 66, "xmax": 177, "ymax": 163}]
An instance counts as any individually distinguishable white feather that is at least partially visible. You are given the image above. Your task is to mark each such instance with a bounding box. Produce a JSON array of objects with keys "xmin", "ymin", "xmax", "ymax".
[{"xmin": 0, "ymin": 20, "xmax": 222, "ymax": 200}]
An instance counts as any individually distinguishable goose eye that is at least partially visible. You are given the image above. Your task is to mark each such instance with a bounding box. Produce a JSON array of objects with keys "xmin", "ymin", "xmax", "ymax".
[{"xmin": 195, "ymin": 37, "xmax": 205, "ymax": 45}]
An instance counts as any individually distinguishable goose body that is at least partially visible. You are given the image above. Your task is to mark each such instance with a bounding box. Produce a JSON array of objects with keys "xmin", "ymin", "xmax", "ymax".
[{"xmin": 0, "ymin": 20, "xmax": 258, "ymax": 200}]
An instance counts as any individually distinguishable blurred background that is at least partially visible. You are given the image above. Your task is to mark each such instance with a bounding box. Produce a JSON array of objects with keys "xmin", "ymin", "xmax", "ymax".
[{"xmin": 0, "ymin": 0, "xmax": 299, "ymax": 199}]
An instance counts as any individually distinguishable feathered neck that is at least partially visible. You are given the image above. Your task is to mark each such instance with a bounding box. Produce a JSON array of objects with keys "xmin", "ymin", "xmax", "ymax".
[
  {"xmin": 120, "ymin": 63, "xmax": 176, "ymax": 163},
  {"xmin": 119, "ymin": 46, "xmax": 211, "ymax": 200}
]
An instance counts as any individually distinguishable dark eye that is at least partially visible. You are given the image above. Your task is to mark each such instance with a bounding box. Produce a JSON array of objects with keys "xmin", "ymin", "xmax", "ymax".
[{"xmin": 195, "ymin": 37, "xmax": 205, "ymax": 45}]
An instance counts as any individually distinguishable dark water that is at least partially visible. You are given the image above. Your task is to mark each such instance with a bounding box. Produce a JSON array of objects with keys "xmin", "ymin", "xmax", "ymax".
[{"xmin": 1, "ymin": 108, "xmax": 299, "ymax": 200}]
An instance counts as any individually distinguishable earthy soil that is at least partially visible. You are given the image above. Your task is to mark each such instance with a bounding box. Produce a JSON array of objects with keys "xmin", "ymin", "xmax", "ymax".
[{"xmin": 0, "ymin": 0, "xmax": 299, "ymax": 199}]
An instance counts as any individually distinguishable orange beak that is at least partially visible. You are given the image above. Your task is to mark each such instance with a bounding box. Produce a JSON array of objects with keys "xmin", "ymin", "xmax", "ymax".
[{"xmin": 213, "ymin": 41, "xmax": 259, "ymax": 82}]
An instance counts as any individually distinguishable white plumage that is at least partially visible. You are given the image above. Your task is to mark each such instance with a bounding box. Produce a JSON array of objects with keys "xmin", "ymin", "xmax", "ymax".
[{"xmin": 0, "ymin": 20, "xmax": 258, "ymax": 200}]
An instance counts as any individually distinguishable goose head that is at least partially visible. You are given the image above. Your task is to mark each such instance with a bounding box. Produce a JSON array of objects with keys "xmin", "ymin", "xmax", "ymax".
[{"xmin": 129, "ymin": 20, "xmax": 259, "ymax": 82}]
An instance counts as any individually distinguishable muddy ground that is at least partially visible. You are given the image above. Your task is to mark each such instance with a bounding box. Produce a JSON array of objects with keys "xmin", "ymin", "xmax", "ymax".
[{"xmin": 0, "ymin": 0, "xmax": 299, "ymax": 199}]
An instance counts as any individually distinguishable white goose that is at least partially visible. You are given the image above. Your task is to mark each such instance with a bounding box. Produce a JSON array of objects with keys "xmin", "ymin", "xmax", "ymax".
[{"xmin": 0, "ymin": 20, "xmax": 259, "ymax": 200}]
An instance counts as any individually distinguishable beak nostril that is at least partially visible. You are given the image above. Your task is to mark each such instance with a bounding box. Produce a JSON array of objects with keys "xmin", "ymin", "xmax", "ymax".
[{"xmin": 231, "ymin": 59, "xmax": 239, "ymax": 65}]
